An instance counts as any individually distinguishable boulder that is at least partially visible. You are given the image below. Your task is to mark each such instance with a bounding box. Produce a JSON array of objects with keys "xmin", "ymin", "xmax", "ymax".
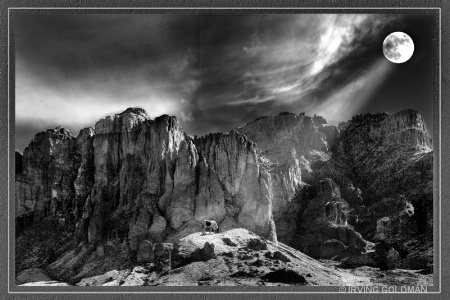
[
  {"xmin": 222, "ymin": 237, "xmax": 238, "ymax": 247},
  {"xmin": 222, "ymin": 251, "xmax": 234, "ymax": 258},
  {"xmin": 374, "ymin": 217, "xmax": 391, "ymax": 241},
  {"xmin": 273, "ymin": 251, "xmax": 291, "ymax": 263},
  {"xmin": 189, "ymin": 242, "xmax": 216, "ymax": 262},
  {"xmin": 148, "ymin": 214, "xmax": 167, "ymax": 242},
  {"xmin": 247, "ymin": 238, "xmax": 268, "ymax": 251},
  {"xmin": 16, "ymin": 268, "xmax": 51, "ymax": 284},
  {"xmin": 96, "ymin": 245, "xmax": 105, "ymax": 257},
  {"xmin": 387, "ymin": 247, "xmax": 401, "ymax": 268},
  {"xmin": 251, "ymin": 258, "xmax": 264, "ymax": 267},
  {"xmin": 241, "ymin": 254, "xmax": 254, "ymax": 260},
  {"xmin": 137, "ymin": 240, "xmax": 154, "ymax": 263}
]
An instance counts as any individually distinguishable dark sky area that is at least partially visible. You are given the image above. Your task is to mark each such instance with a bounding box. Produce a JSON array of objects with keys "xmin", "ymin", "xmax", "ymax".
[{"xmin": 14, "ymin": 13, "xmax": 437, "ymax": 151}]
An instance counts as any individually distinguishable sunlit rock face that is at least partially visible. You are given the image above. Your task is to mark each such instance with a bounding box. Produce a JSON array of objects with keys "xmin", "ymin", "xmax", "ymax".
[
  {"xmin": 16, "ymin": 108, "xmax": 278, "ymax": 254},
  {"xmin": 90, "ymin": 112, "xmax": 276, "ymax": 244},
  {"xmin": 380, "ymin": 110, "xmax": 432, "ymax": 149},
  {"xmin": 236, "ymin": 112, "xmax": 335, "ymax": 243},
  {"xmin": 193, "ymin": 131, "xmax": 277, "ymax": 241},
  {"xmin": 237, "ymin": 112, "xmax": 329, "ymax": 162}
]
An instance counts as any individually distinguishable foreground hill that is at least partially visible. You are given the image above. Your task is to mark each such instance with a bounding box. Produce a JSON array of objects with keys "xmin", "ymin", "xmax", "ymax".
[{"xmin": 17, "ymin": 228, "xmax": 432, "ymax": 287}]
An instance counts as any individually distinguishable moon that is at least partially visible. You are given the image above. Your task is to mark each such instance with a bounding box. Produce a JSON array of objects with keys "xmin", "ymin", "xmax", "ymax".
[{"xmin": 383, "ymin": 32, "xmax": 414, "ymax": 63}]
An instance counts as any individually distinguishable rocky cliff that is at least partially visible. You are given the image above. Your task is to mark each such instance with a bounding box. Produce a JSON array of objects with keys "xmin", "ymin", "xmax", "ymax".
[
  {"xmin": 236, "ymin": 112, "xmax": 368, "ymax": 258},
  {"xmin": 16, "ymin": 108, "xmax": 277, "ymax": 261},
  {"xmin": 236, "ymin": 109, "xmax": 433, "ymax": 266},
  {"xmin": 15, "ymin": 107, "xmax": 434, "ymax": 280},
  {"xmin": 15, "ymin": 127, "xmax": 79, "ymax": 234}
]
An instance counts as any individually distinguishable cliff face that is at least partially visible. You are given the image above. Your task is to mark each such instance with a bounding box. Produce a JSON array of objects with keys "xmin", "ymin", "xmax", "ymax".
[
  {"xmin": 15, "ymin": 127, "xmax": 79, "ymax": 233},
  {"xmin": 16, "ymin": 108, "xmax": 277, "ymax": 262},
  {"xmin": 237, "ymin": 113, "xmax": 329, "ymax": 162},
  {"xmin": 236, "ymin": 109, "xmax": 433, "ymax": 266},
  {"xmin": 236, "ymin": 113, "xmax": 331, "ymax": 242},
  {"xmin": 297, "ymin": 179, "xmax": 367, "ymax": 259},
  {"xmin": 83, "ymin": 109, "xmax": 187, "ymax": 247},
  {"xmin": 236, "ymin": 113, "xmax": 368, "ymax": 257},
  {"xmin": 339, "ymin": 110, "xmax": 433, "ymax": 238},
  {"xmin": 193, "ymin": 132, "xmax": 276, "ymax": 241},
  {"xmin": 15, "ymin": 107, "xmax": 434, "ymax": 274}
]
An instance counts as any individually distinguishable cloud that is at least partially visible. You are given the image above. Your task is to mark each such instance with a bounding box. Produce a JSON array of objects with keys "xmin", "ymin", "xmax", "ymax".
[
  {"xmin": 15, "ymin": 14, "xmax": 201, "ymax": 149},
  {"xmin": 15, "ymin": 13, "xmax": 403, "ymax": 151}
]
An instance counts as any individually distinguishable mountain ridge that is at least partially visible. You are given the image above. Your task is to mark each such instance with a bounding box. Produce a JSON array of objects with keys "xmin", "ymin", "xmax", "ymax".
[{"xmin": 15, "ymin": 107, "xmax": 434, "ymax": 285}]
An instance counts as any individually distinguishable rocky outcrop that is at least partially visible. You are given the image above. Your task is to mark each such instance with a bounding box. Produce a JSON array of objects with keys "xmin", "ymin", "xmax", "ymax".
[
  {"xmin": 237, "ymin": 112, "xmax": 329, "ymax": 161},
  {"xmin": 339, "ymin": 112, "xmax": 431, "ymax": 220},
  {"xmin": 337, "ymin": 110, "xmax": 433, "ymax": 269},
  {"xmin": 15, "ymin": 127, "xmax": 78, "ymax": 226},
  {"xmin": 235, "ymin": 109, "xmax": 432, "ymax": 266},
  {"xmin": 374, "ymin": 217, "xmax": 392, "ymax": 241},
  {"xmin": 16, "ymin": 108, "xmax": 279, "ymax": 277},
  {"xmin": 236, "ymin": 113, "xmax": 365, "ymax": 255},
  {"xmin": 58, "ymin": 229, "xmax": 371, "ymax": 286},
  {"xmin": 15, "ymin": 107, "xmax": 433, "ymax": 276},
  {"xmin": 339, "ymin": 110, "xmax": 432, "ymax": 208},
  {"xmin": 387, "ymin": 247, "xmax": 401, "ymax": 268},
  {"xmin": 193, "ymin": 131, "xmax": 276, "ymax": 241},
  {"xmin": 137, "ymin": 240, "xmax": 155, "ymax": 263},
  {"xmin": 236, "ymin": 113, "xmax": 334, "ymax": 243},
  {"xmin": 16, "ymin": 268, "xmax": 52, "ymax": 284},
  {"xmin": 296, "ymin": 179, "xmax": 367, "ymax": 259},
  {"xmin": 373, "ymin": 197, "xmax": 416, "ymax": 241}
]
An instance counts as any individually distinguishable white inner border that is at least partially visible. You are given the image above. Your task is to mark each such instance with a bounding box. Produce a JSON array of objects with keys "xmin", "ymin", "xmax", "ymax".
[{"xmin": 7, "ymin": 6, "xmax": 442, "ymax": 294}]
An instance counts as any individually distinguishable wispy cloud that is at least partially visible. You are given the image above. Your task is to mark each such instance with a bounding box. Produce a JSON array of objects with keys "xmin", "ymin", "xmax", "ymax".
[{"xmin": 15, "ymin": 13, "xmax": 403, "ymax": 150}]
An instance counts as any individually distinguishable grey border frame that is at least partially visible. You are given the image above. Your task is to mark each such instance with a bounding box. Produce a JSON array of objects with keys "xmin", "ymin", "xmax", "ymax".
[{"xmin": 1, "ymin": 0, "xmax": 448, "ymax": 299}]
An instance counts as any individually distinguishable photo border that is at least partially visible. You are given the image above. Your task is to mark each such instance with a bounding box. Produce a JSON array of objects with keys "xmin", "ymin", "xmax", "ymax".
[{"xmin": 1, "ymin": 0, "xmax": 448, "ymax": 299}]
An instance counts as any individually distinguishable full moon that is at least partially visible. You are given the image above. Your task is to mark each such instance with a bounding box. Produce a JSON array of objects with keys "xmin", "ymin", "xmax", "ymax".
[{"xmin": 383, "ymin": 32, "xmax": 414, "ymax": 63}]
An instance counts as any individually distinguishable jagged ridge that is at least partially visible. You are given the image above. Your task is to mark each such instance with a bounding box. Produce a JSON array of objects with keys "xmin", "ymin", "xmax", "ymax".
[{"xmin": 15, "ymin": 107, "xmax": 434, "ymax": 281}]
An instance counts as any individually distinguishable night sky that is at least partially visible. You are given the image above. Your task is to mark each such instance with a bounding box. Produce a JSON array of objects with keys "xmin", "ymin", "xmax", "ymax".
[{"xmin": 14, "ymin": 13, "xmax": 436, "ymax": 152}]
